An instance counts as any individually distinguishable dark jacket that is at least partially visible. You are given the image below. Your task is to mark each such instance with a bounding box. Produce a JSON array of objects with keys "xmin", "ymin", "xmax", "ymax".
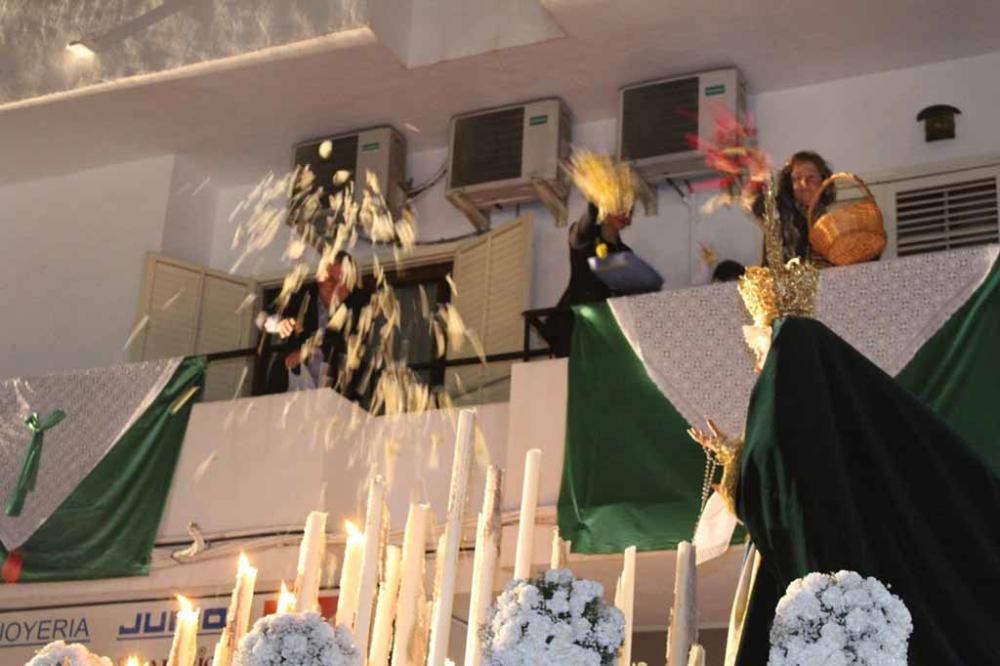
[
  {"xmin": 558, "ymin": 203, "xmax": 632, "ymax": 308},
  {"xmin": 263, "ymin": 283, "xmax": 370, "ymax": 401},
  {"xmin": 543, "ymin": 204, "xmax": 631, "ymax": 357}
]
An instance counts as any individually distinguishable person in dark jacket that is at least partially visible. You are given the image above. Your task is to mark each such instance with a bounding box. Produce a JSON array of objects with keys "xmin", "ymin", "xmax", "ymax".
[
  {"xmin": 543, "ymin": 203, "xmax": 632, "ymax": 357},
  {"xmin": 256, "ymin": 252, "xmax": 369, "ymax": 400}
]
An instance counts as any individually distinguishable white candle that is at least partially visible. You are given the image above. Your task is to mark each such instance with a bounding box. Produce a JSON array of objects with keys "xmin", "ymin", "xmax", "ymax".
[
  {"xmin": 550, "ymin": 526, "xmax": 565, "ymax": 570},
  {"xmin": 336, "ymin": 521, "xmax": 365, "ymax": 628},
  {"xmin": 687, "ymin": 643, "xmax": 706, "ymax": 666},
  {"xmin": 514, "ymin": 448, "xmax": 542, "ymax": 580},
  {"xmin": 166, "ymin": 596, "xmax": 199, "ymax": 666},
  {"xmin": 368, "ymin": 545, "xmax": 402, "ymax": 666},
  {"xmin": 276, "ymin": 581, "xmax": 297, "ymax": 614},
  {"xmin": 666, "ymin": 541, "xmax": 698, "ymax": 666},
  {"xmin": 391, "ymin": 502, "xmax": 431, "ymax": 666},
  {"xmin": 354, "ymin": 475, "xmax": 386, "ymax": 658},
  {"xmin": 212, "ymin": 552, "xmax": 258, "ymax": 666},
  {"xmin": 427, "ymin": 409, "xmax": 476, "ymax": 666},
  {"xmin": 464, "ymin": 465, "xmax": 503, "ymax": 666},
  {"xmin": 724, "ymin": 545, "xmax": 761, "ymax": 666},
  {"xmin": 294, "ymin": 511, "xmax": 328, "ymax": 613},
  {"xmin": 616, "ymin": 546, "xmax": 636, "ymax": 666}
]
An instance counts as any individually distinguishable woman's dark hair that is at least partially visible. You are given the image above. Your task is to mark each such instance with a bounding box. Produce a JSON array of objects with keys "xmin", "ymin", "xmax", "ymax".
[
  {"xmin": 777, "ymin": 151, "xmax": 835, "ymax": 211},
  {"xmin": 753, "ymin": 150, "xmax": 835, "ymax": 260}
]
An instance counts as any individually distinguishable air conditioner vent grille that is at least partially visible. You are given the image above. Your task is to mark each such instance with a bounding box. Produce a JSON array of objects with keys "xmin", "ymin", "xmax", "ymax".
[
  {"xmin": 621, "ymin": 76, "xmax": 699, "ymax": 161},
  {"xmin": 451, "ymin": 107, "xmax": 525, "ymax": 187},
  {"xmin": 292, "ymin": 134, "xmax": 359, "ymax": 202}
]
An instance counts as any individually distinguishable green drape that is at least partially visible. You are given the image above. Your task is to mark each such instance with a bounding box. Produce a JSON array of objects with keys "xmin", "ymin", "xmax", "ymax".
[
  {"xmin": 736, "ymin": 317, "xmax": 1000, "ymax": 665},
  {"xmin": 0, "ymin": 357, "xmax": 205, "ymax": 583},
  {"xmin": 897, "ymin": 255, "xmax": 1000, "ymax": 471},
  {"xmin": 557, "ymin": 303, "xmax": 708, "ymax": 553},
  {"xmin": 558, "ymin": 256, "xmax": 1000, "ymax": 554}
]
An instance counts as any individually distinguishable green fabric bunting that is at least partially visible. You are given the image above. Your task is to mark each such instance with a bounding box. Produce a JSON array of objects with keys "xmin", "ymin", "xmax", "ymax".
[
  {"xmin": 5, "ymin": 409, "xmax": 66, "ymax": 517},
  {"xmin": 556, "ymin": 303, "xmax": 726, "ymax": 553},
  {"xmin": 0, "ymin": 356, "xmax": 205, "ymax": 583},
  {"xmin": 897, "ymin": 253, "xmax": 1000, "ymax": 472},
  {"xmin": 558, "ymin": 254, "xmax": 1000, "ymax": 555}
]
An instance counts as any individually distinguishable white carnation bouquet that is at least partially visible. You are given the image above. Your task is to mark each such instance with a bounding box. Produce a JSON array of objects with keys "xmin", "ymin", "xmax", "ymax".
[
  {"xmin": 25, "ymin": 641, "xmax": 112, "ymax": 666},
  {"xmin": 768, "ymin": 570, "xmax": 912, "ymax": 666},
  {"xmin": 234, "ymin": 611, "xmax": 360, "ymax": 666},
  {"xmin": 481, "ymin": 568, "xmax": 625, "ymax": 666}
]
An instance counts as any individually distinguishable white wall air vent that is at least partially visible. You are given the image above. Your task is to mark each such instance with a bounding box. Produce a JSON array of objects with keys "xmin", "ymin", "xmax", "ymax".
[
  {"xmin": 447, "ymin": 98, "xmax": 572, "ymax": 231},
  {"xmin": 291, "ymin": 126, "xmax": 407, "ymax": 233},
  {"xmin": 618, "ymin": 68, "xmax": 745, "ymax": 182},
  {"xmin": 893, "ymin": 177, "xmax": 998, "ymax": 257}
]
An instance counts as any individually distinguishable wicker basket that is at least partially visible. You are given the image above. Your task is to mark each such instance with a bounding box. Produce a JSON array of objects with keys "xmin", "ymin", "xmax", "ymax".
[{"xmin": 808, "ymin": 172, "xmax": 886, "ymax": 266}]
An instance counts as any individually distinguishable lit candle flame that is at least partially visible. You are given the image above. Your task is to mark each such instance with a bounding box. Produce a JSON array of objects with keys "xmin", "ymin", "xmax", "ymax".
[
  {"xmin": 176, "ymin": 594, "xmax": 194, "ymax": 614},
  {"xmin": 126, "ymin": 658, "xmax": 140, "ymax": 666},
  {"xmin": 276, "ymin": 581, "xmax": 296, "ymax": 614},
  {"xmin": 345, "ymin": 520, "xmax": 361, "ymax": 538},
  {"xmin": 238, "ymin": 551, "xmax": 256, "ymax": 575}
]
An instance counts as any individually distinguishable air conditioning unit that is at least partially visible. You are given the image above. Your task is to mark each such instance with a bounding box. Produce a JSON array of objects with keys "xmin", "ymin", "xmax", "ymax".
[
  {"xmin": 618, "ymin": 68, "xmax": 746, "ymax": 182},
  {"xmin": 290, "ymin": 126, "xmax": 407, "ymax": 230},
  {"xmin": 447, "ymin": 98, "xmax": 572, "ymax": 230}
]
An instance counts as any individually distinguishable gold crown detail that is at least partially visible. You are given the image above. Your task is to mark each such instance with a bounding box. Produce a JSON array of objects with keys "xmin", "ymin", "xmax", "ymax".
[{"xmin": 737, "ymin": 258, "xmax": 819, "ymax": 327}]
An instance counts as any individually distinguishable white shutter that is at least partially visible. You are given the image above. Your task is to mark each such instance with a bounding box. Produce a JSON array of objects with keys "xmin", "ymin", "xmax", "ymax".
[
  {"xmin": 450, "ymin": 235, "xmax": 491, "ymax": 359},
  {"xmin": 133, "ymin": 254, "xmax": 256, "ymax": 401},
  {"xmin": 135, "ymin": 261, "xmax": 202, "ymax": 362},
  {"xmin": 196, "ymin": 275, "xmax": 256, "ymax": 401},
  {"xmin": 447, "ymin": 216, "xmax": 534, "ymax": 404}
]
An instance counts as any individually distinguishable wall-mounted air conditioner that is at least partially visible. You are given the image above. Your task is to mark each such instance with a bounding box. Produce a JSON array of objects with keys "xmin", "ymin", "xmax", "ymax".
[
  {"xmin": 446, "ymin": 98, "xmax": 572, "ymax": 230},
  {"xmin": 618, "ymin": 68, "xmax": 745, "ymax": 182},
  {"xmin": 291, "ymin": 126, "xmax": 407, "ymax": 230}
]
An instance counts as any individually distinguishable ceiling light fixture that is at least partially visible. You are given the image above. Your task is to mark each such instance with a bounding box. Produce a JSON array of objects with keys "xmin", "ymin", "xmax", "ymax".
[
  {"xmin": 65, "ymin": 40, "xmax": 97, "ymax": 60},
  {"xmin": 64, "ymin": 0, "xmax": 196, "ymax": 56}
]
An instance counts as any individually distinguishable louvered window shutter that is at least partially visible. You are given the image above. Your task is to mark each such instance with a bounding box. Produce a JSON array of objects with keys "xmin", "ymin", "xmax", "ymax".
[
  {"xmin": 447, "ymin": 216, "xmax": 534, "ymax": 404},
  {"xmin": 133, "ymin": 254, "xmax": 257, "ymax": 401}
]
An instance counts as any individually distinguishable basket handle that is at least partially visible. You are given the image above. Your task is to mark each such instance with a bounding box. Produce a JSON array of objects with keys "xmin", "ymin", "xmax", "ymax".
[{"xmin": 807, "ymin": 172, "xmax": 877, "ymax": 226}]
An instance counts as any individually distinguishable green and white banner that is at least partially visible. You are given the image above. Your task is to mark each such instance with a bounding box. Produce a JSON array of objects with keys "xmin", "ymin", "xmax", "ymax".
[
  {"xmin": 558, "ymin": 246, "xmax": 1000, "ymax": 554},
  {"xmin": 0, "ymin": 357, "xmax": 205, "ymax": 583}
]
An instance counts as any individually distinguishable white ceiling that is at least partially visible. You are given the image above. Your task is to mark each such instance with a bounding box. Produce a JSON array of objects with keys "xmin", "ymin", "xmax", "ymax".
[{"xmin": 1, "ymin": 0, "xmax": 998, "ymax": 187}]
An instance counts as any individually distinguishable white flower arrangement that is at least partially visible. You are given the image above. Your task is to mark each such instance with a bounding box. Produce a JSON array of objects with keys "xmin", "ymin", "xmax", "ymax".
[
  {"xmin": 25, "ymin": 641, "xmax": 112, "ymax": 666},
  {"xmin": 768, "ymin": 570, "xmax": 912, "ymax": 666},
  {"xmin": 481, "ymin": 568, "xmax": 625, "ymax": 666},
  {"xmin": 234, "ymin": 611, "xmax": 360, "ymax": 666}
]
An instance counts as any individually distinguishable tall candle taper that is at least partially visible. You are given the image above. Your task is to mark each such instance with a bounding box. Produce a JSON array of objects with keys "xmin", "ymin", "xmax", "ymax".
[
  {"xmin": 294, "ymin": 511, "xmax": 327, "ymax": 612},
  {"xmin": 427, "ymin": 409, "xmax": 476, "ymax": 666},
  {"xmin": 166, "ymin": 595, "xmax": 199, "ymax": 666},
  {"xmin": 391, "ymin": 502, "xmax": 431, "ymax": 666},
  {"xmin": 616, "ymin": 546, "xmax": 636, "ymax": 666},
  {"xmin": 212, "ymin": 552, "xmax": 258, "ymax": 666},
  {"xmin": 667, "ymin": 541, "xmax": 698, "ymax": 666},
  {"xmin": 514, "ymin": 448, "xmax": 542, "ymax": 580},
  {"xmin": 368, "ymin": 544, "xmax": 402, "ymax": 666},
  {"xmin": 354, "ymin": 475, "xmax": 386, "ymax": 657},
  {"xmin": 464, "ymin": 465, "xmax": 503, "ymax": 666},
  {"xmin": 687, "ymin": 643, "xmax": 706, "ymax": 666},
  {"xmin": 336, "ymin": 520, "xmax": 365, "ymax": 628}
]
